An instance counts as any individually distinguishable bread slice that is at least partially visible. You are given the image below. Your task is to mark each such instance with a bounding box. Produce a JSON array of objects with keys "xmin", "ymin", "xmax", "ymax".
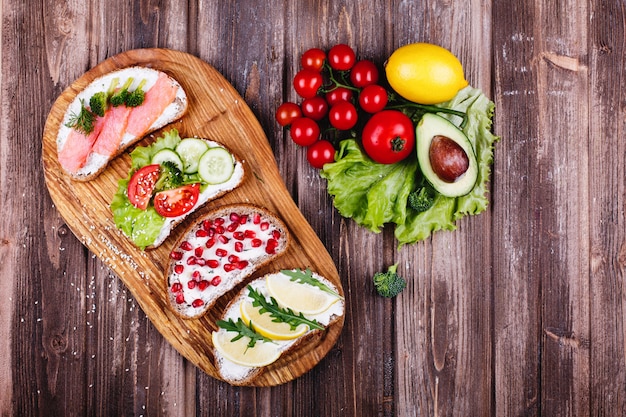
[
  {"xmin": 211, "ymin": 270, "xmax": 344, "ymax": 386},
  {"xmin": 166, "ymin": 204, "xmax": 289, "ymax": 319},
  {"xmin": 57, "ymin": 66, "xmax": 188, "ymax": 181}
]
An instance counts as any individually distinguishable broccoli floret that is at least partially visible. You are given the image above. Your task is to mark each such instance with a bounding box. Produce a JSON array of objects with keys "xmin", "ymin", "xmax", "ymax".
[
  {"xmin": 408, "ymin": 186, "xmax": 435, "ymax": 213},
  {"xmin": 88, "ymin": 77, "xmax": 119, "ymax": 117},
  {"xmin": 154, "ymin": 161, "xmax": 183, "ymax": 192},
  {"xmin": 373, "ymin": 263, "xmax": 406, "ymax": 298},
  {"xmin": 110, "ymin": 77, "xmax": 134, "ymax": 107},
  {"xmin": 125, "ymin": 79, "xmax": 147, "ymax": 107}
]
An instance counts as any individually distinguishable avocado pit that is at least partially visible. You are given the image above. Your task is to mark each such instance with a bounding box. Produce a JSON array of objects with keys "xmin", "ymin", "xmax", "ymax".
[{"xmin": 429, "ymin": 135, "xmax": 469, "ymax": 182}]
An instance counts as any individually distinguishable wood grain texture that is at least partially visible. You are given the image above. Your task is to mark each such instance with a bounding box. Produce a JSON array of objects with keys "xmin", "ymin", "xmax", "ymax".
[{"xmin": 41, "ymin": 48, "xmax": 344, "ymax": 387}]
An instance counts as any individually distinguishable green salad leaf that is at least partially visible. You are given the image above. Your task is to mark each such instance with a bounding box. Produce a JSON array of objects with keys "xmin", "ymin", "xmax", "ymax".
[{"xmin": 320, "ymin": 86, "xmax": 499, "ymax": 246}]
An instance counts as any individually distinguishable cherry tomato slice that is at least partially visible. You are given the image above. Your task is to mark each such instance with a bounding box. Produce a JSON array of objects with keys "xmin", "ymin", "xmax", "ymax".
[
  {"xmin": 307, "ymin": 140, "xmax": 336, "ymax": 169},
  {"xmin": 350, "ymin": 60, "xmax": 379, "ymax": 87},
  {"xmin": 289, "ymin": 117, "xmax": 320, "ymax": 146},
  {"xmin": 301, "ymin": 48, "xmax": 326, "ymax": 72},
  {"xmin": 153, "ymin": 183, "xmax": 200, "ymax": 218},
  {"xmin": 293, "ymin": 69, "xmax": 323, "ymax": 99},
  {"xmin": 275, "ymin": 102, "xmax": 302, "ymax": 126},
  {"xmin": 127, "ymin": 164, "xmax": 161, "ymax": 210},
  {"xmin": 329, "ymin": 101, "xmax": 358, "ymax": 131},
  {"xmin": 301, "ymin": 96, "xmax": 329, "ymax": 121},
  {"xmin": 359, "ymin": 84, "xmax": 388, "ymax": 113},
  {"xmin": 328, "ymin": 44, "xmax": 356, "ymax": 71}
]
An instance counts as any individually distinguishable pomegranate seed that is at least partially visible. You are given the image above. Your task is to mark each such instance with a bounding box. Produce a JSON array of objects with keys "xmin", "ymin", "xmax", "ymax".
[
  {"xmin": 218, "ymin": 235, "xmax": 229, "ymax": 244},
  {"xmin": 170, "ymin": 251, "xmax": 183, "ymax": 260},
  {"xmin": 194, "ymin": 247, "xmax": 204, "ymax": 257},
  {"xmin": 224, "ymin": 263, "xmax": 236, "ymax": 272},
  {"xmin": 192, "ymin": 271, "xmax": 201, "ymax": 281},
  {"xmin": 236, "ymin": 260, "xmax": 249, "ymax": 270},
  {"xmin": 187, "ymin": 256, "xmax": 197, "ymax": 266},
  {"xmin": 195, "ymin": 258, "xmax": 206, "ymax": 266},
  {"xmin": 211, "ymin": 276, "xmax": 222, "ymax": 286},
  {"xmin": 214, "ymin": 217, "xmax": 225, "ymax": 226},
  {"xmin": 198, "ymin": 280, "xmax": 210, "ymax": 291},
  {"xmin": 251, "ymin": 238, "xmax": 262, "ymax": 248},
  {"xmin": 234, "ymin": 241, "xmax": 244, "ymax": 252},
  {"xmin": 267, "ymin": 238, "xmax": 278, "ymax": 248},
  {"xmin": 174, "ymin": 264, "xmax": 184, "ymax": 274},
  {"xmin": 227, "ymin": 222, "xmax": 239, "ymax": 232},
  {"xmin": 175, "ymin": 293, "xmax": 185, "ymax": 304},
  {"xmin": 216, "ymin": 248, "xmax": 228, "ymax": 257},
  {"xmin": 180, "ymin": 241, "xmax": 193, "ymax": 251},
  {"xmin": 202, "ymin": 219, "xmax": 213, "ymax": 230},
  {"xmin": 272, "ymin": 230, "xmax": 281, "ymax": 240},
  {"xmin": 196, "ymin": 229, "xmax": 208, "ymax": 238},
  {"xmin": 215, "ymin": 225, "xmax": 225, "ymax": 234},
  {"xmin": 244, "ymin": 230, "xmax": 256, "ymax": 239},
  {"xmin": 171, "ymin": 282, "xmax": 182, "ymax": 292},
  {"xmin": 188, "ymin": 280, "xmax": 196, "ymax": 290},
  {"xmin": 253, "ymin": 213, "xmax": 261, "ymax": 224},
  {"xmin": 228, "ymin": 254, "xmax": 240, "ymax": 263},
  {"xmin": 207, "ymin": 227, "xmax": 215, "ymax": 237},
  {"xmin": 207, "ymin": 259, "xmax": 220, "ymax": 268},
  {"xmin": 192, "ymin": 299, "xmax": 204, "ymax": 308},
  {"xmin": 229, "ymin": 212, "xmax": 240, "ymax": 222},
  {"xmin": 239, "ymin": 214, "xmax": 249, "ymax": 224},
  {"xmin": 206, "ymin": 237, "xmax": 216, "ymax": 248},
  {"xmin": 233, "ymin": 232, "xmax": 245, "ymax": 241},
  {"xmin": 260, "ymin": 222, "xmax": 270, "ymax": 231},
  {"xmin": 266, "ymin": 247, "xmax": 276, "ymax": 255}
]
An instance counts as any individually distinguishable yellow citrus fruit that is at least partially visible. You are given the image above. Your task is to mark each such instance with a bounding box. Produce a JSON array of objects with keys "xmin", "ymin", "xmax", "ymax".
[
  {"xmin": 212, "ymin": 330, "xmax": 281, "ymax": 367},
  {"xmin": 239, "ymin": 300, "xmax": 309, "ymax": 340},
  {"xmin": 266, "ymin": 273, "xmax": 340, "ymax": 315},
  {"xmin": 385, "ymin": 42, "xmax": 468, "ymax": 104}
]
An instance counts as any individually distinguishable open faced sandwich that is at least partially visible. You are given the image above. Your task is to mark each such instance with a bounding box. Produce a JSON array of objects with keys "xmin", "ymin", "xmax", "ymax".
[
  {"xmin": 166, "ymin": 204, "xmax": 289, "ymax": 318},
  {"xmin": 111, "ymin": 129, "xmax": 245, "ymax": 249},
  {"xmin": 57, "ymin": 66, "xmax": 188, "ymax": 181},
  {"xmin": 211, "ymin": 269, "xmax": 344, "ymax": 386}
]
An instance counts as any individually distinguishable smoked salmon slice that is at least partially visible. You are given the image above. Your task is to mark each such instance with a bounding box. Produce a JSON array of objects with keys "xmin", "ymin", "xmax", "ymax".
[
  {"xmin": 57, "ymin": 115, "xmax": 106, "ymax": 173},
  {"xmin": 91, "ymin": 104, "xmax": 132, "ymax": 157},
  {"xmin": 125, "ymin": 72, "xmax": 179, "ymax": 138}
]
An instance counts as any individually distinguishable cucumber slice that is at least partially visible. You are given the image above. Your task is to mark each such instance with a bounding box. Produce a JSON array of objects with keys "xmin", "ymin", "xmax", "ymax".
[
  {"xmin": 198, "ymin": 147, "xmax": 235, "ymax": 184},
  {"xmin": 151, "ymin": 149, "xmax": 184, "ymax": 172},
  {"xmin": 175, "ymin": 138, "xmax": 210, "ymax": 173}
]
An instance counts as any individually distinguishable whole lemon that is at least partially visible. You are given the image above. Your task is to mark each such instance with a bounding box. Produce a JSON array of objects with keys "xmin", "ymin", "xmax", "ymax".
[{"xmin": 385, "ymin": 43, "xmax": 468, "ymax": 104}]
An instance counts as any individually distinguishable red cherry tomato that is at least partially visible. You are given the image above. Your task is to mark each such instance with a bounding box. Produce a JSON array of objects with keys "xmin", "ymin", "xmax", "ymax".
[
  {"xmin": 325, "ymin": 87, "xmax": 353, "ymax": 106},
  {"xmin": 301, "ymin": 48, "xmax": 326, "ymax": 72},
  {"xmin": 361, "ymin": 110, "xmax": 415, "ymax": 164},
  {"xmin": 301, "ymin": 96, "xmax": 329, "ymax": 121},
  {"xmin": 289, "ymin": 117, "xmax": 320, "ymax": 146},
  {"xmin": 293, "ymin": 69, "xmax": 323, "ymax": 99},
  {"xmin": 328, "ymin": 44, "xmax": 356, "ymax": 71},
  {"xmin": 307, "ymin": 140, "xmax": 336, "ymax": 169},
  {"xmin": 358, "ymin": 85, "xmax": 388, "ymax": 113},
  {"xmin": 349, "ymin": 60, "xmax": 379, "ymax": 87},
  {"xmin": 275, "ymin": 102, "xmax": 302, "ymax": 126},
  {"xmin": 329, "ymin": 101, "xmax": 358, "ymax": 130},
  {"xmin": 153, "ymin": 183, "xmax": 201, "ymax": 218},
  {"xmin": 127, "ymin": 164, "xmax": 161, "ymax": 209}
]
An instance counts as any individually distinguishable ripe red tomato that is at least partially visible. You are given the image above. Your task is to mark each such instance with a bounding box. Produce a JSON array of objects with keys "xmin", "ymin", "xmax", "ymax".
[
  {"xmin": 328, "ymin": 44, "xmax": 356, "ymax": 71},
  {"xmin": 127, "ymin": 164, "xmax": 161, "ymax": 209},
  {"xmin": 361, "ymin": 110, "xmax": 415, "ymax": 164},
  {"xmin": 301, "ymin": 48, "xmax": 326, "ymax": 72},
  {"xmin": 301, "ymin": 96, "xmax": 328, "ymax": 121},
  {"xmin": 359, "ymin": 85, "xmax": 388, "ymax": 113},
  {"xmin": 153, "ymin": 183, "xmax": 200, "ymax": 218},
  {"xmin": 325, "ymin": 87, "xmax": 353, "ymax": 106},
  {"xmin": 349, "ymin": 60, "xmax": 379, "ymax": 87},
  {"xmin": 289, "ymin": 117, "xmax": 320, "ymax": 146},
  {"xmin": 275, "ymin": 102, "xmax": 302, "ymax": 126},
  {"xmin": 307, "ymin": 140, "xmax": 336, "ymax": 169},
  {"xmin": 329, "ymin": 101, "xmax": 358, "ymax": 130},
  {"xmin": 293, "ymin": 69, "xmax": 323, "ymax": 98}
]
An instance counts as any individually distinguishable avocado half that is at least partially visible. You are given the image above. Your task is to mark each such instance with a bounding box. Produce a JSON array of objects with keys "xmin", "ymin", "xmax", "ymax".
[{"xmin": 415, "ymin": 113, "xmax": 478, "ymax": 197}]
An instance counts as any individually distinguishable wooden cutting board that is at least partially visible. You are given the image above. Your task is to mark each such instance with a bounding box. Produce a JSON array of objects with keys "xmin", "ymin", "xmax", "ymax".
[{"xmin": 41, "ymin": 48, "xmax": 344, "ymax": 386}]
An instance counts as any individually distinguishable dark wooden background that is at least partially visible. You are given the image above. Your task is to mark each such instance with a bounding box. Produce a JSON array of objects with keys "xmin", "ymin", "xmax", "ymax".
[{"xmin": 2, "ymin": 0, "xmax": 625, "ymax": 416}]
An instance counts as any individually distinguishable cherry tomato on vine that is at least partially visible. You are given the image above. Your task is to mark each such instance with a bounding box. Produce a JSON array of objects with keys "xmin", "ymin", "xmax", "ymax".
[
  {"xmin": 325, "ymin": 87, "xmax": 354, "ymax": 106},
  {"xmin": 275, "ymin": 102, "xmax": 302, "ymax": 126},
  {"xmin": 289, "ymin": 117, "xmax": 320, "ymax": 146},
  {"xmin": 350, "ymin": 60, "xmax": 379, "ymax": 87},
  {"xmin": 301, "ymin": 96, "xmax": 329, "ymax": 121},
  {"xmin": 329, "ymin": 101, "xmax": 358, "ymax": 130},
  {"xmin": 358, "ymin": 84, "xmax": 388, "ymax": 113},
  {"xmin": 328, "ymin": 44, "xmax": 356, "ymax": 71},
  {"xmin": 307, "ymin": 140, "xmax": 336, "ymax": 169},
  {"xmin": 293, "ymin": 69, "xmax": 323, "ymax": 99},
  {"xmin": 361, "ymin": 110, "xmax": 415, "ymax": 164},
  {"xmin": 301, "ymin": 48, "xmax": 326, "ymax": 72}
]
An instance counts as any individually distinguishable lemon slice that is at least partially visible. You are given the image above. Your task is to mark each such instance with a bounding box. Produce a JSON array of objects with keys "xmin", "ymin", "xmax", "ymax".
[
  {"xmin": 239, "ymin": 300, "xmax": 309, "ymax": 340},
  {"xmin": 266, "ymin": 273, "xmax": 340, "ymax": 315},
  {"xmin": 212, "ymin": 330, "xmax": 281, "ymax": 367}
]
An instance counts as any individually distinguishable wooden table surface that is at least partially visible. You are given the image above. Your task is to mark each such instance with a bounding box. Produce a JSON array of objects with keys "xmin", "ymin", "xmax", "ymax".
[{"xmin": 1, "ymin": 1, "xmax": 625, "ymax": 416}]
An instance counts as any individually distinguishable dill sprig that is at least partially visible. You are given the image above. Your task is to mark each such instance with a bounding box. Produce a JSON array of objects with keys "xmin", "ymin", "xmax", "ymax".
[{"xmin": 65, "ymin": 99, "xmax": 95, "ymax": 134}]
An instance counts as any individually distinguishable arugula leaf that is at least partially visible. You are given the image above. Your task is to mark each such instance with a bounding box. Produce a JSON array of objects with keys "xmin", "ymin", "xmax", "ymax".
[
  {"xmin": 280, "ymin": 269, "xmax": 342, "ymax": 298},
  {"xmin": 216, "ymin": 317, "xmax": 272, "ymax": 349},
  {"xmin": 247, "ymin": 286, "xmax": 323, "ymax": 331}
]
